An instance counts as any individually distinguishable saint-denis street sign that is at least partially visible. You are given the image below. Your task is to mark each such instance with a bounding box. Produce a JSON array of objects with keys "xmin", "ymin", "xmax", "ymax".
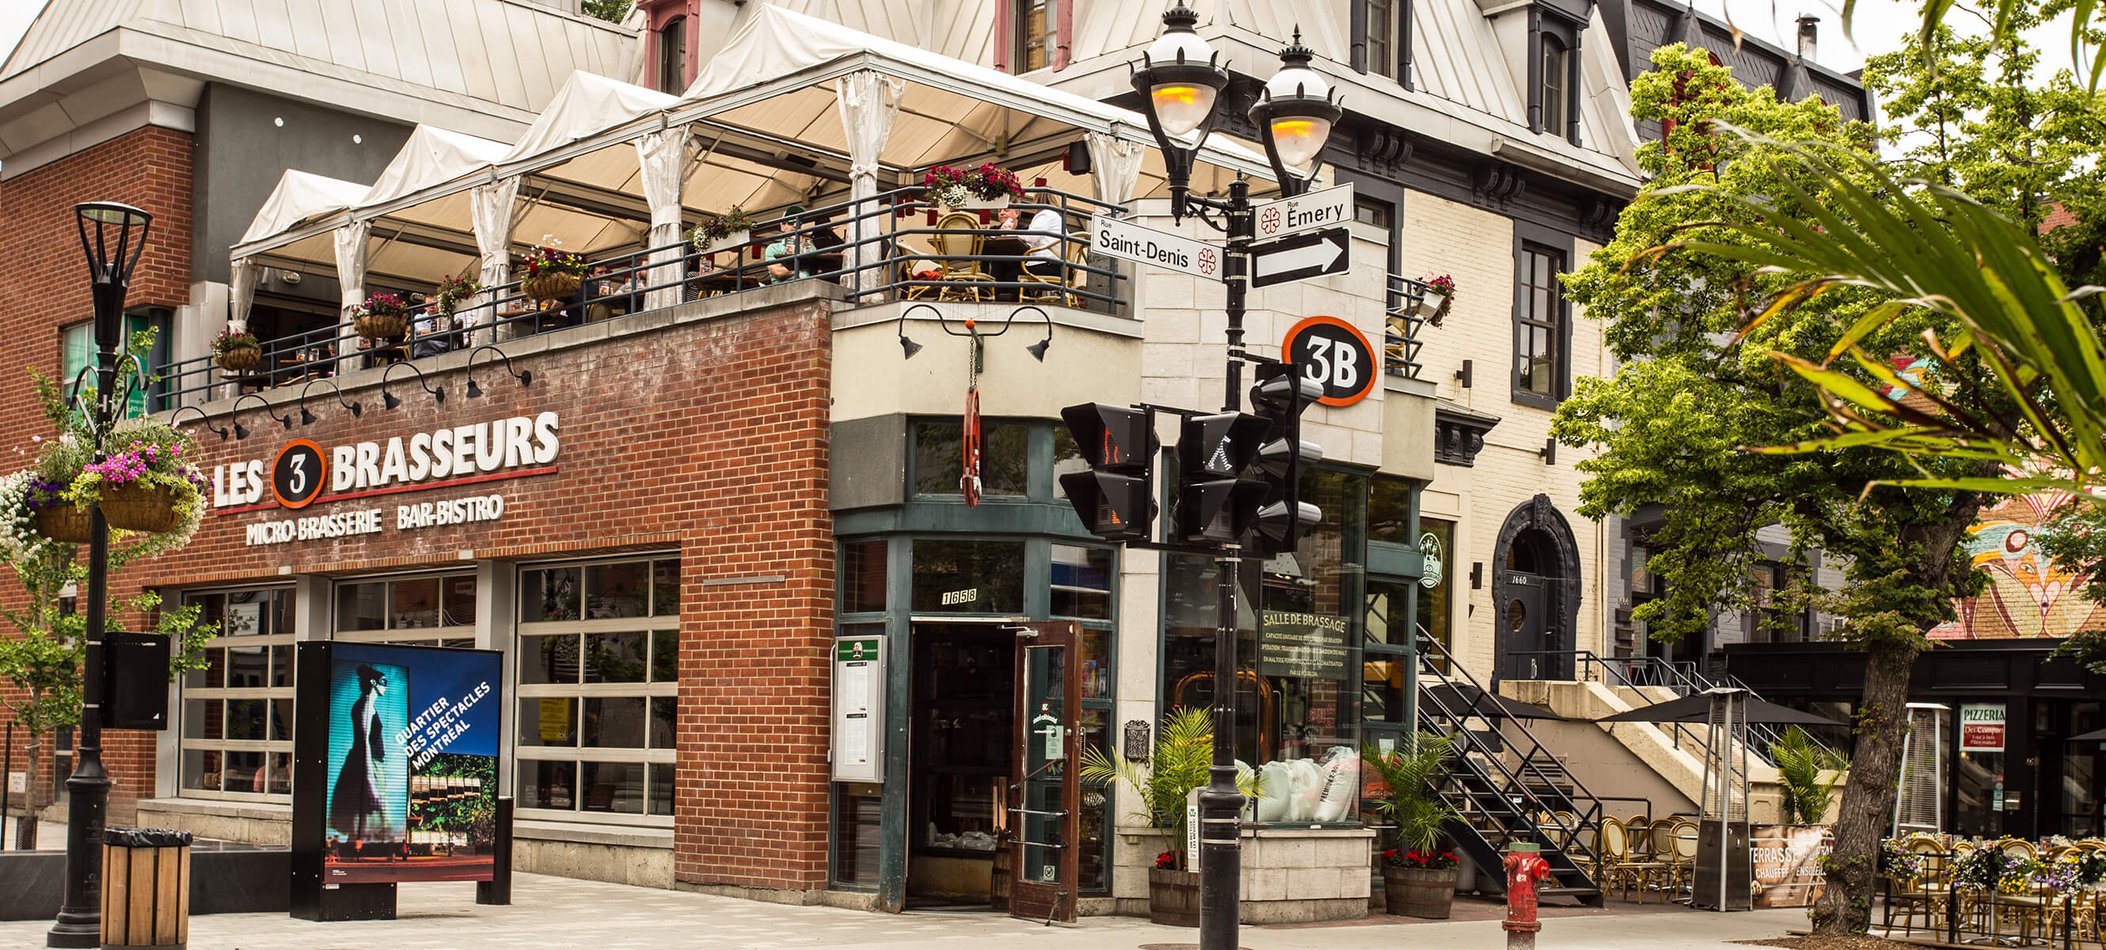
[
  {"xmin": 1249, "ymin": 228, "xmax": 1351, "ymax": 288},
  {"xmin": 1251, "ymin": 183, "xmax": 1354, "ymax": 241},
  {"xmin": 1089, "ymin": 215, "xmax": 1225, "ymax": 281}
]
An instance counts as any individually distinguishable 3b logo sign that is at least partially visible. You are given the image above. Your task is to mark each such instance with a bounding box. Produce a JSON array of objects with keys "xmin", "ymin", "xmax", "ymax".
[{"xmin": 1281, "ymin": 316, "xmax": 1376, "ymax": 406}]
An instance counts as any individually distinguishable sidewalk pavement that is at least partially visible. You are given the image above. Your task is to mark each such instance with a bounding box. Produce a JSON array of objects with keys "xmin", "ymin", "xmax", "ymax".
[{"xmin": 0, "ymin": 871, "xmax": 1813, "ymax": 950}]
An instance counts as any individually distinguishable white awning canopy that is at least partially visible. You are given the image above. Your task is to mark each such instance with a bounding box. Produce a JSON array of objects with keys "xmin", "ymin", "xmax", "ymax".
[{"xmin": 239, "ymin": 171, "xmax": 369, "ymax": 245}]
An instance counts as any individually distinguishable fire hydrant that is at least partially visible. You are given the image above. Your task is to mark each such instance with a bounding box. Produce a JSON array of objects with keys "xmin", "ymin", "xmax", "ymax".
[{"xmin": 1503, "ymin": 842, "xmax": 1551, "ymax": 949}]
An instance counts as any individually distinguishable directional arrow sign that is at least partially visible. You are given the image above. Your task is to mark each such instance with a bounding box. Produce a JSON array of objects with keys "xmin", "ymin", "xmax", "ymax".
[
  {"xmin": 1089, "ymin": 215, "xmax": 1226, "ymax": 281},
  {"xmin": 1249, "ymin": 228, "xmax": 1351, "ymax": 288},
  {"xmin": 1252, "ymin": 183, "xmax": 1355, "ymax": 241}
]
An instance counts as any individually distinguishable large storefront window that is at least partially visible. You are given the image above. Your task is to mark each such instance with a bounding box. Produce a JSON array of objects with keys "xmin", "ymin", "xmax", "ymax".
[
  {"xmin": 180, "ymin": 587, "xmax": 296, "ymax": 799},
  {"xmin": 913, "ymin": 420, "xmax": 1030, "ymax": 498},
  {"xmin": 516, "ymin": 555, "xmax": 679, "ymax": 820},
  {"xmin": 334, "ymin": 572, "xmax": 477, "ymax": 647},
  {"xmin": 1053, "ymin": 543, "xmax": 1116, "ymax": 891},
  {"xmin": 911, "ymin": 539, "xmax": 1025, "ymax": 613},
  {"xmin": 1163, "ymin": 469, "xmax": 1367, "ymax": 825}
]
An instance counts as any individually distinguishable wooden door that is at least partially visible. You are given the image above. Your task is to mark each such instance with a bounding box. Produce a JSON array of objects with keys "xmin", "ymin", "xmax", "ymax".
[{"xmin": 1007, "ymin": 621, "xmax": 1081, "ymax": 923}]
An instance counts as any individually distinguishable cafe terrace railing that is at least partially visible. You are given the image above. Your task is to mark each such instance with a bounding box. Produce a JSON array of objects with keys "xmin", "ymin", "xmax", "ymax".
[
  {"xmin": 154, "ymin": 185, "xmax": 1127, "ymax": 409},
  {"xmin": 1384, "ymin": 274, "xmax": 1434, "ymax": 381}
]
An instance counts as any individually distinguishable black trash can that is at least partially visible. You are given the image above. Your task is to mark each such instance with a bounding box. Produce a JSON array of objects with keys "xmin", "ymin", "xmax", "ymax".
[{"xmin": 101, "ymin": 828, "xmax": 192, "ymax": 949}]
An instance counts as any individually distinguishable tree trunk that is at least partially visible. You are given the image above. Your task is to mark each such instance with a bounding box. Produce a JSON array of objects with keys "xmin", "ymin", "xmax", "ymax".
[{"xmin": 1809, "ymin": 637, "xmax": 1917, "ymax": 934}]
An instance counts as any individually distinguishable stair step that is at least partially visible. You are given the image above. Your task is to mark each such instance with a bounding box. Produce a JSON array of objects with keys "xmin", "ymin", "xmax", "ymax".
[{"xmin": 1539, "ymin": 887, "xmax": 1602, "ymax": 898}]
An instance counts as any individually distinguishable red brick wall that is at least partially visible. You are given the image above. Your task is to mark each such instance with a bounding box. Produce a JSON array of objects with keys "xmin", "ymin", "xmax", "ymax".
[
  {"xmin": 0, "ymin": 127, "xmax": 195, "ymax": 823},
  {"xmin": 133, "ymin": 300, "xmax": 835, "ymax": 891}
]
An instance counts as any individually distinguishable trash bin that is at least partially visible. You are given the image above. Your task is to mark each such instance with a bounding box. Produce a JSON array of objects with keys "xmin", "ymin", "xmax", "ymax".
[{"xmin": 101, "ymin": 828, "xmax": 191, "ymax": 949}]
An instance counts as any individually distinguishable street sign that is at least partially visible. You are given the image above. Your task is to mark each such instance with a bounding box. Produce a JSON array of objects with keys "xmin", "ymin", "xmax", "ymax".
[
  {"xmin": 1249, "ymin": 228, "xmax": 1350, "ymax": 288},
  {"xmin": 1252, "ymin": 183, "xmax": 1355, "ymax": 241},
  {"xmin": 1088, "ymin": 215, "xmax": 1225, "ymax": 281}
]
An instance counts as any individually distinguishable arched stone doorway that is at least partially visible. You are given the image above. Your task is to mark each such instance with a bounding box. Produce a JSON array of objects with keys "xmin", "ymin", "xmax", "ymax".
[{"xmin": 1492, "ymin": 494, "xmax": 1583, "ymax": 683}]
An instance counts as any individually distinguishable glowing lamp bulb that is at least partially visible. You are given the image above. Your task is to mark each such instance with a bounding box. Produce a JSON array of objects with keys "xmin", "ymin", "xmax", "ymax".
[
  {"xmin": 1268, "ymin": 116, "xmax": 1332, "ymax": 168},
  {"xmin": 1151, "ymin": 83, "xmax": 1218, "ymax": 138}
]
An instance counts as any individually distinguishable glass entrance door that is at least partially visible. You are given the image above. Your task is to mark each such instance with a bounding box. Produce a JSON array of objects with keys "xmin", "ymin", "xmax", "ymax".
[{"xmin": 1008, "ymin": 621, "xmax": 1080, "ymax": 923}]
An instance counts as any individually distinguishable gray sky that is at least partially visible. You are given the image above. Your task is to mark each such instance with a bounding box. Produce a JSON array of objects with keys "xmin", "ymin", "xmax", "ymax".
[{"xmin": 0, "ymin": 2, "xmax": 37, "ymax": 67}]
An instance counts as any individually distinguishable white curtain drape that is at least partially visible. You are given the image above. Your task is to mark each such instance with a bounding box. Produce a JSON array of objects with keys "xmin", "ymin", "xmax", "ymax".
[
  {"xmin": 1086, "ymin": 131, "xmax": 1146, "ymax": 214},
  {"xmin": 636, "ymin": 125, "xmax": 690, "ymax": 312},
  {"xmin": 228, "ymin": 257, "xmax": 260, "ymax": 334},
  {"xmin": 837, "ymin": 70, "xmax": 905, "ymax": 296},
  {"xmin": 333, "ymin": 219, "xmax": 370, "ymax": 352},
  {"xmin": 470, "ymin": 177, "xmax": 522, "ymax": 345}
]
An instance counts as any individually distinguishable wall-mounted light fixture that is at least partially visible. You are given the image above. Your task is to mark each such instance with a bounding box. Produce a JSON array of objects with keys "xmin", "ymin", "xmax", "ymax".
[
  {"xmin": 464, "ymin": 345, "xmax": 532, "ymax": 398},
  {"xmin": 895, "ymin": 303, "xmax": 1055, "ymax": 362},
  {"xmin": 169, "ymin": 404, "xmax": 228, "ymax": 441},
  {"xmin": 297, "ymin": 379, "xmax": 362, "ymax": 425},
  {"xmin": 231, "ymin": 393, "xmax": 290, "ymax": 441},
  {"xmin": 1538, "ymin": 436, "xmax": 1557, "ymax": 466},
  {"xmin": 380, "ymin": 361, "xmax": 445, "ymax": 410},
  {"xmin": 1455, "ymin": 359, "xmax": 1473, "ymax": 389}
]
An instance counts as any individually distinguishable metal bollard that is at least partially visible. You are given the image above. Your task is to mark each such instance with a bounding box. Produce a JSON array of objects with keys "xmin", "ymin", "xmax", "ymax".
[{"xmin": 1503, "ymin": 841, "xmax": 1551, "ymax": 950}]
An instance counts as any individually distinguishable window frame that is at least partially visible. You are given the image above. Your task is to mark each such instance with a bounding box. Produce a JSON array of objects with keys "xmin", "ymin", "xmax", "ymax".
[
  {"xmin": 1527, "ymin": 9, "xmax": 1583, "ymax": 143},
  {"xmin": 331, "ymin": 570, "xmax": 479, "ymax": 647},
  {"xmin": 1510, "ymin": 234, "xmax": 1571, "ymax": 409},
  {"xmin": 656, "ymin": 16, "xmax": 687, "ymax": 95},
  {"xmin": 1012, "ymin": 0, "xmax": 1058, "ymax": 73},
  {"xmin": 178, "ymin": 585, "xmax": 298, "ymax": 803},
  {"xmin": 514, "ymin": 553, "xmax": 681, "ymax": 827},
  {"xmin": 1361, "ymin": 0, "xmax": 1413, "ymax": 85},
  {"xmin": 60, "ymin": 310, "xmax": 170, "ymax": 418}
]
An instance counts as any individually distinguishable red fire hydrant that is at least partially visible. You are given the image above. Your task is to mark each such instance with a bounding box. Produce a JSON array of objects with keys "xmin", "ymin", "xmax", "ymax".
[{"xmin": 1504, "ymin": 842, "xmax": 1551, "ymax": 950}]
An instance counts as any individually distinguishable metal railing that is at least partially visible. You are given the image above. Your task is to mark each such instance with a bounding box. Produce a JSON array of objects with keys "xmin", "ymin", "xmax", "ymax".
[
  {"xmin": 156, "ymin": 186, "xmax": 1128, "ymax": 408},
  {"xmin": 1510, "ymin": 649, "xmax": 1837, "ymax": 768},
  {"xmin": 1384, "ymin": 274, "xmax": 1434, "ymax": 380}
]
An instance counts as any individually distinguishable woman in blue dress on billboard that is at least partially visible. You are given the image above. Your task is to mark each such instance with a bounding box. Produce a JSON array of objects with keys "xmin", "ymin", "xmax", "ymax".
[{"xmin": 330, "ymin": 664, "xmax": 390, "ymax": 848}]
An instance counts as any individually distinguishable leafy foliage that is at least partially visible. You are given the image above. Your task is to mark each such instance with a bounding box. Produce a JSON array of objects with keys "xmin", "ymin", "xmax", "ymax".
[
  {"xmin": 1079, "ymin": 706, "xmax": 1217, "ymax": 864},
  {"xmin": 1773, "ymin": 726, "xmax": 1847, "ymax": 824},
  {"xmin": 581, "ymin": 0, "xmax": 632, "ymax": 24},
  {"xmin": 1361, "ymin": 731, "xmax": 1459, "ymax": 852}
]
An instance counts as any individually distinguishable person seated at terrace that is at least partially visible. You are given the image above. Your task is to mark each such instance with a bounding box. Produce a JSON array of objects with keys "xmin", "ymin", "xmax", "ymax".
[{"xmin": 763, "ymin": 215, "xmax": 808, "ymax": 283}]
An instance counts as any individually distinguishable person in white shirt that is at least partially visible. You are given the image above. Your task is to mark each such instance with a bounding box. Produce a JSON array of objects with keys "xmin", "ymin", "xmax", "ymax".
[{"xmin": 1020, "ymin": 206, "xmax": 1065, "ymax": 278}]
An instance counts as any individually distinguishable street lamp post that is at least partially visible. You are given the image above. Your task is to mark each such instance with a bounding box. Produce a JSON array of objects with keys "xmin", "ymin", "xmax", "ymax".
[
  {"xmin": 48, "ymin": 202, "xmax": 153, "ymax": 949},
  {"xmin": 1131, "ymin": 10, "xmax": 1337, "ymax": 950}
]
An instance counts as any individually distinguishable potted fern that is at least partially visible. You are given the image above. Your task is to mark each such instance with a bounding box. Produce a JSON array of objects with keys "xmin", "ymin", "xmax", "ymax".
[
  {"xmin": 1080, "ymin": 706, "xmax": 1213, "ymax": 927},
  {"xmin": 1364, "ymin": 731, "xmax": 1462, "ymax": 918},
  {"xmin": 1772, "ymin": 726, "xmax": 1845, "ymax": 825}
]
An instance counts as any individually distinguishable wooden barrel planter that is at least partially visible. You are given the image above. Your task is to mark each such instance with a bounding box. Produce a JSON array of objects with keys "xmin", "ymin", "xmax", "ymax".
[
  {"xmin": 989, "ymin": 847, "xmax": 1012, "ymax": 909},
  {"xmin": 34, "ymin": 503, "xmax": 92, "ymax": 544},
  {"xmin": 1383, "ymin": 865, "xmax": 1458, "ymax": 919},
  {"xmin": 354, "ymin": 311, "xmax": 408, "ymax": 340},
  {"xmin": 1148, "ymin": 867, "xmax": 1201, "ymax": 927},
  {"xmin": 217, "ymin": 344, "xmax": 261, "ymax": 372},
  {"xmin": 102, "ymin": 483, "xmax": 182, "ymax": 534}
]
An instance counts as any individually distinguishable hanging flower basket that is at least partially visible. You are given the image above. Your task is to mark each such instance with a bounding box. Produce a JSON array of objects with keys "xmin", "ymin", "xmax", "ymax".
[
  {"xmin": 103, "ymin": 482, "xmax": 183, "ymax": 534},
  {"xmin": 354, "ymin": 311, "xmax": 408, "ymax": 340},
  {"xmin": 522, "ymin": 272, "xmax": 582, "ymax": 303},
  {"xmin": 217, "ymin": 343, "xmax": 261, "ymax": 372},
  {"xmin": 34, "ymin": 502, "xmax": 92, "ymax": 544},
  {"xmin": 925, "ymin": 163, "xmax": 1025, "ymax": 213}
]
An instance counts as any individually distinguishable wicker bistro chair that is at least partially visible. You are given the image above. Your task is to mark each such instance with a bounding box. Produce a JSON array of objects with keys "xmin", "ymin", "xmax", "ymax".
[
  {"xmin": 1597, "ymin": 817, "xmax": 1671, "ymax": 903},
  {"xmin": 1017, "ymin": 231, "xmax": 1090, "ymax": 307},
  {"xmin": 929, "ymin": 212, "xmax": 997, "ymax": 302},
  {"xmin": 1667, "ymin": 818, "xmax": 1699, "ymax": 898},
  {"xmin": 1885, "ymin": 835, "xmax": 1952, "ymax": 938}
]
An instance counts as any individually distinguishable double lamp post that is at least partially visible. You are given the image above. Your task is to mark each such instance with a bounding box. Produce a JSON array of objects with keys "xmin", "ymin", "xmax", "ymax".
[
  {"xmin": 1129, "ymin": 7, "xmax": 1338, "ymax": 950},
  {"xmin": 48, "ymin": 202, "xmax": 154, "ymax": 949}
]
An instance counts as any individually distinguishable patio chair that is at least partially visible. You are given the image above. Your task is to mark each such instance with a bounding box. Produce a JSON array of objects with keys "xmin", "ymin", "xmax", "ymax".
[
  {"xmin": 1666, "ymin": 818, "xmax": 1698, "ymax": 898},
  {"xmin": 1597, "ymin": 816, "xmax": 1669, "ymax": 903},
  {"xmin": 929, "ymin": 211, "xmax": 996, "ymax": 302},
  {"xmin": 1017, "ymin": 231, "xmax": 1090, "ymax": 308},
  {"xmin": 1885, "ymin": 834, "xmax": 1950, "ymax": 938}
]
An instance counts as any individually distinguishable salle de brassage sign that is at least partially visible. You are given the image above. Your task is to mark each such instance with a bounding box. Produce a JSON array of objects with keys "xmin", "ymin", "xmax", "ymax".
[{"xmin": 209, "ymin": 411, "xmax": 560, "ymax": 547}]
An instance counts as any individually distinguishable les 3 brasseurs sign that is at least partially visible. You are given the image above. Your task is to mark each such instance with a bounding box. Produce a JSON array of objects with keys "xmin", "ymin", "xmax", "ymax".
[{"xmin": 210, "ymin": 411, "xmax": 561, "ymax": 547}]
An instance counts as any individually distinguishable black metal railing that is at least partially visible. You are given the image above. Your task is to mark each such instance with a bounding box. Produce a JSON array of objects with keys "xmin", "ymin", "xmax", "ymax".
[
  {"xmin": 1509, "ymin": 649, "xmax": 1836, "ymax": 768},
  {"xmin": 156, "ymin": 186, "xmax": 1128, "ymax": 408},
  {"xmin": 1384, "ymin": 274, "xmax": 1435, "ymax": 380}
]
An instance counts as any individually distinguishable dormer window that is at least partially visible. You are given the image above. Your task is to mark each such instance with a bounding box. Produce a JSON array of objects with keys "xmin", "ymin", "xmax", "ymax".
[
  {"xmin": 1522, "ymin": 0, "xmax": 1588, "ymax": 143},
  {"xmin": 1538, "ymin": 34, "xmax": 1570, "ymax": 136},
  {"xmin": 1014, "ymin": 0, "xmax": 1057, "ymax": 72},
  {"xmin": 656, "ymin": 16, "xmax": 687, "ymax": 94},
  {"xmin": 1360, "ymin": 0, "xmax": 1413, "ymax": 85}
]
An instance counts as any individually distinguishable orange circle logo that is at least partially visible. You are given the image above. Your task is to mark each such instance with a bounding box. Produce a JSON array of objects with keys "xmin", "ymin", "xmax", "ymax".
[
  {"xmin": 1281, "ymin": 315, "xmax": 1377, "ymax": 407},
  {"xmin": 270, "ymin": 439, "xmax": 328, "ymax": 509}
]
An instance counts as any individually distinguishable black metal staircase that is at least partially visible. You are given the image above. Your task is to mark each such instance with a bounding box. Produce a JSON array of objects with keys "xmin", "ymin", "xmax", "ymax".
[{"xmin": 1416, "ymin": 636, "xmax": 1604, "ymax": 906}]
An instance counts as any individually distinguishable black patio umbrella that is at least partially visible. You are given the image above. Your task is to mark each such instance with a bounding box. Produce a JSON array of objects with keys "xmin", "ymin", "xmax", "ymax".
[
  {"xmin": 1423, "ymin": 682, "xmax": 1561, "ymax": 720},
  {"xmin": 1595, "ymin": 690, "xmax": 1842, "ymax": 727},
  {"xmin": 2072, "ymin": 726, "xmax": 2106, "ymax": 743}
]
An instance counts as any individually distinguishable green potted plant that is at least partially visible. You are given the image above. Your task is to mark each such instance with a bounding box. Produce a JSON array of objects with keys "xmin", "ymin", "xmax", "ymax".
[
  {"xmin": 212, "ymin": 326, "xmax": 261, "ymax": 372},
  {"xmin": 688, "ymin": 207, "xmax": 754, "ymax": 255},
  {"xmin": 1772, "ymin": 726, "xmax": 1846, "ymax": 825},
  {"xmin": 1364, "ymin": 731, "xmax": 1462, "ymax": 918},
  {"xmin": 20, "ymin": 434, "xmax": 90, "ymax": 544},
  {"xmin": 1080, "ymin": 706, "xmax": 1213, "ymax": 927},
  {"xmin": 69, "ymin": 421, "xmax": 207, "ymax": 537},
  {"xmin": 432, "ymin": 271, "xmax": 483, "ymax": 318}
]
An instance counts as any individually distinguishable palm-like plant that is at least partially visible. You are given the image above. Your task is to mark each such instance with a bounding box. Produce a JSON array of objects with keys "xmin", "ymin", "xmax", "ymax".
[
  {"xmin": 1362, "ymin": 731, "xmax": 1460, "ymax": 852},
  {"xmin": 1771, "ymin": 726, "xmax": 1847, "ymax": 825},
  {"xmin": 1079, "ymin": 706, "xmax": 1214, "ymax": 860}
]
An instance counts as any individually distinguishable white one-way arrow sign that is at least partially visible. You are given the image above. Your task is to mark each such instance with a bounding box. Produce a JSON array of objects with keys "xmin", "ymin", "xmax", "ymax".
[{"xmin": 1249, "ymin": 228, "xmax": 1351, "ymax": 288}]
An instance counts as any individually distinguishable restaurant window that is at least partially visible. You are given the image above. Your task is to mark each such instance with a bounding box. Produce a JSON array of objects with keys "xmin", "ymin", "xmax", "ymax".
[
  {"xmin": 1513, "ymin": 242, "xmax": 1567, "ymax": 406},
  {"xmin": 1163, "ymin": 469, "xmax": 1366, "ymax": 824},
  {"xmin": 333, "ymin": 573, "xmax": 477, "ymax": 647},
  {"xmin": 516, "ymin": 555, "xmax": 680, "ymax": 821},
  {"xmin": 656, "ymin": 17, "xmax": 687, "ymax": 94},
  {"xmin": 841, "ymin": 539, "xmax": 888, "ymax": 615},
  {"xmin": 61, "ymin": 313, "xmax": 164, "ymax": 418},
  {"xmin": 913, "ymin": 420, "xmax": 1030, "ymax": 498},
  {"xmin": 910, "ymin": 538, "xmax": 1025, "ymax": 613},
  {"xmin": 179, "ymin": 587, "xmax": 297, "ymax": 800},
  {"xmin": 1013, "ymin": 0, "xmax": 1058, "ymax": 72}
]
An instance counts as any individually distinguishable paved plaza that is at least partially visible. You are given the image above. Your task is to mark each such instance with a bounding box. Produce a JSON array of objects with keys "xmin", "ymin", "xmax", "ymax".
[{"xmin": 0, "ymin": 871, "xmax": 1815, "ymax": 950}]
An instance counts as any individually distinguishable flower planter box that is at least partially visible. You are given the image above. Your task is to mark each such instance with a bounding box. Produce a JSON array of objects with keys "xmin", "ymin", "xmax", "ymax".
[
  {"xmin": 953, "ymin": 195, "xmax": 1011, "ymax": 211},
  {"xmin": 103, "ymin": 482, "xmax": 182, "ymax": 534},
  {"xmin": 34, "ymin": 503, "xmax": 91, "ymax": 544},
  {"xmin": 1148, "ymin": 867, "xmax": 1201, "ymax": 927},
  {"xmin": 521, "ymin": 273, "xmax": 582, "ymax": 304},
  {"xmin": 217, "ymin": 345, "xmax": 261, "ymax": 372},
  {"xmin": 1383, "ymin": 865, "xmax": 1458, "ymax": 919},
  {"xmin": 353, "ymin": 311, "xmax": 409, "ymax": 340},
  {"xmin": 1414, "ymin": 291, "xmax": 1446, "ymax": 319},
  {"xmin": 697, "ymin": 228, "xmax": 750, "ymax": 255}
]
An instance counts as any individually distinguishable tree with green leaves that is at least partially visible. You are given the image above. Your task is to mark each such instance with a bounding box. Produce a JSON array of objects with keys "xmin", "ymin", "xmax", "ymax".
[
  {"xmin": 1551, "ymin": 43, "xmax": 2020, "ymax": 934},
  {"xmin": 581, "ymin": 0, "xmax": 633, "ymax": 24}
]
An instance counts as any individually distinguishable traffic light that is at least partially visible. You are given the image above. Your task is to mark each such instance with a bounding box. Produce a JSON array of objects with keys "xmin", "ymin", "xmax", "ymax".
[
  {"xmin": 1059, "ymin": 403, "xmax": 1158, "ymax": 542},
  {"xmin": 1247, "ymin": 363, "xmax": 1324, "ymax": 555},
  {"xmin": 1174, "ymin": 411, "xmax": 1269, "ymax": 544}
]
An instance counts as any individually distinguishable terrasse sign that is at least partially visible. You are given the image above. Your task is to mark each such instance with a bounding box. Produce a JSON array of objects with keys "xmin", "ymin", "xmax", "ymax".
[{"xmin": 208, "ymin": 412, "xmax": 561, "ymax": 546}]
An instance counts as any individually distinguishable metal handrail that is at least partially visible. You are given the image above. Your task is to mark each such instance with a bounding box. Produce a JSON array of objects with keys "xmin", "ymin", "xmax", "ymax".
[
  {"xmin": 1417, "ymin": 633, "xmax": 1604, "ymax": 880},
  {"xmin": 155, "ymin": 185, "xmax": 1129, "ymax": 409},
  {"xmin": 1508, "ymin": 649, "xmax": 1836, "ymax": 767},
  {"xmin": 1384, "ymin": 274, "xmax": 1432, "ymax": 380}
]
